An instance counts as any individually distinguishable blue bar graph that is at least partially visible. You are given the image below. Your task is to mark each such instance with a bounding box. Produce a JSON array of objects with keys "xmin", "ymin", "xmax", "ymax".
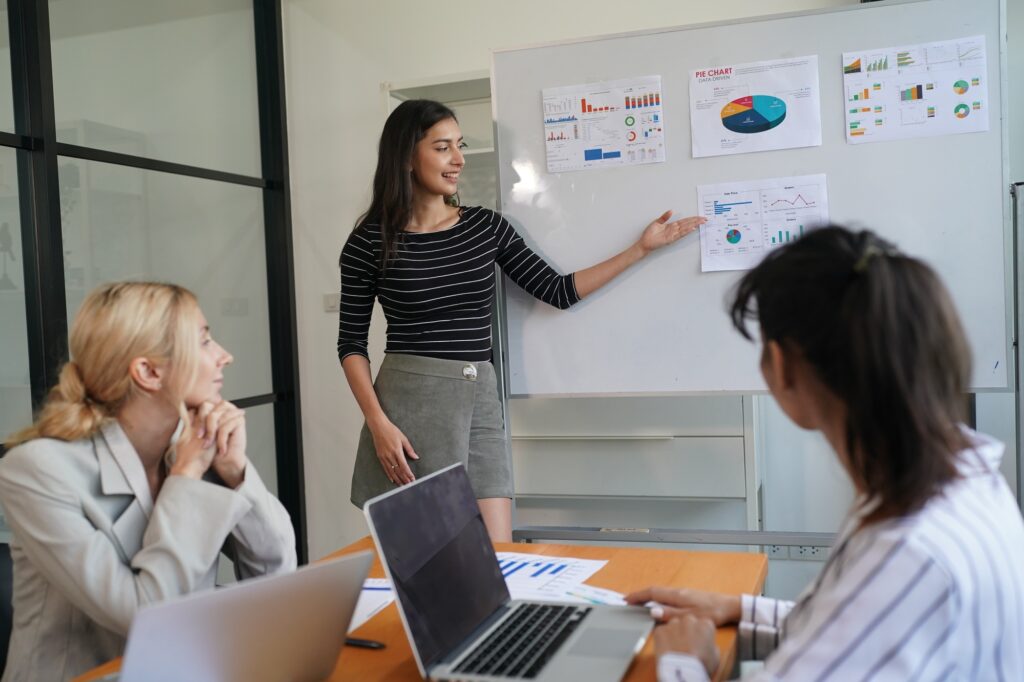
[
  {"xmin": 602, "ymin": 151, "xmax": 621, "ymax": 159},
  {"xmin": 499, "ymin": 558, "xmax": 572, "ymax": 578},
  {"xmin": 713, "ymin": 199, "xmax": 753, "ymax": 215},
  {"xmin": 584, "ymin": 148, "xmax": 603, "ymax": 161},
  {"xmin": 500, "ymin": 561, "xmax": 530, "ymax": 577}
]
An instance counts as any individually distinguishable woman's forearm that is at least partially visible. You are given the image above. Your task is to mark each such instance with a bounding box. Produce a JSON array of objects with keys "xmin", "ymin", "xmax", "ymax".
[
  {"xmin": 572, "ymin": 240, "xmax": 648, "ymax": 299},
  {"xmin": 341, "ymin": 355, "xmax": 387, "ymax": 425}
]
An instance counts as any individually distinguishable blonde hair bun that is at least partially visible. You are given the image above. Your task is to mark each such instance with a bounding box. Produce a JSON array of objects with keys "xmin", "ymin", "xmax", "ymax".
[{"xmin": 6, "ymin": 282, "xmax": 202, "ymax": 447}]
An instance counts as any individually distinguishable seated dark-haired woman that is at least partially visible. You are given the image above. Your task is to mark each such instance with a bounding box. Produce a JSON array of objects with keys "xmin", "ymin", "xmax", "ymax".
[{"xmin": 626, "ymin": 226, "xmax": 1024, "ymax": 681}]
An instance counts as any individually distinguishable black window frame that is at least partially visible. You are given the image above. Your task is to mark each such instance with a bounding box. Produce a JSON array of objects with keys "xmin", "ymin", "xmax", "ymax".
[{"xmin": 3, "ymin": 0, "xmax": 307, "ymax": 563}]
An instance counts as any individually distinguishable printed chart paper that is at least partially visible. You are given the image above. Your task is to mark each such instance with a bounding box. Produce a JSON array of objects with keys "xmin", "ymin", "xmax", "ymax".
[
  {"xmin": 562, "ymin": 584, "xmax": 627, "ymax": 606},
  {"xmin": 542, "ymin": 76, "xmax": 665, "ymax": 173},
  {"xmin": 348, "ymin": 578, "xmax": 394, "ymax": 632},
  {"xmin": 841, "ymin": 35, "xmax": 989, "ymax": 144},
  {"xmin": 689, "ymin": 56, "xmax": 821, "ymax": 158},
  {"xmin": 496, "ymin": 552, "xmax": 607, "ymax": 602},
  {"xmin": 698, "ymin": 174, "xmax": 829, "ymax": 272}
]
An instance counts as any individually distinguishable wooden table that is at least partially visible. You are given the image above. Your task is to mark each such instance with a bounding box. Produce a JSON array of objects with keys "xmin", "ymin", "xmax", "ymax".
[{"xmin": 76, "ymin": 538, "xmax": 767, "ymax": 682}]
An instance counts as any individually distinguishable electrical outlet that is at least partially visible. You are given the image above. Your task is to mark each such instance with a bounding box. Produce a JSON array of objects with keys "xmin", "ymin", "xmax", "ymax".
[
  {"xmin": 765, "ymin": 545, "xmax": 788, "ymax": 559},
  {"xmin": 323, "ymin": 293, "xmax": 341, "ymax": 313},
  {"xmin": 790, "ymin": 545, "xmax": 829, "ymax": 561}
]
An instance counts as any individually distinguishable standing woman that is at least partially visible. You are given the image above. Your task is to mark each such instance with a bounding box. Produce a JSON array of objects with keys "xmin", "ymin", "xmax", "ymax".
[
  {"xmin": 339, "ymin": 99, "xmax": 704, "ymax": 541},
  {"xmin": 0, "ymin": 282, "xmax": 296, "ymax": 681},
  {"xmin": 626, "ymin": 227, "xmax": 1024, "ymax": 681}
]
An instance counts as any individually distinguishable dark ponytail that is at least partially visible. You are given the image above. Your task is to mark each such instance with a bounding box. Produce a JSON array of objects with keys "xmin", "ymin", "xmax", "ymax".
[
  {"xmin": 347, "ymin": 99, "xmax": 458, "ymax": 270},
  {"xmin": 730, "ymin": 226, "xmax": 971, "ymax": 524}
]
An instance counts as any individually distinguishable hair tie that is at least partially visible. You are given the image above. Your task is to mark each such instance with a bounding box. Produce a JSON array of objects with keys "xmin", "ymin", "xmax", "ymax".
[
  {"xmin": 852, "ymin": 242, "xmax": 899, "ymax": 274},
  {"xmin": 852, "ymin": 245, "xmax": 882, "ymax": 273}
]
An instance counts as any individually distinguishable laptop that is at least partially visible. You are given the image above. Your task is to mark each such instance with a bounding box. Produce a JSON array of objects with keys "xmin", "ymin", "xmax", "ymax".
[
  {"xmin": 364, "ymin": 463, "xmax": 653, "ymax": 681},
  {"xmin": 115, "ymin": 550, "xmax": 373, "ymax": 682}
]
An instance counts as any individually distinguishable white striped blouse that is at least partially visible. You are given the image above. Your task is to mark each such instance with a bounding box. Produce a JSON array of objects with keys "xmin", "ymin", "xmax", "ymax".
[
  {"xmin": 659, "ymin": 428, "xmax": 1024, "ymax": 681},
  {"xmin": 337, "ymin": 206, "xmax": 579, "ymax": 362}
]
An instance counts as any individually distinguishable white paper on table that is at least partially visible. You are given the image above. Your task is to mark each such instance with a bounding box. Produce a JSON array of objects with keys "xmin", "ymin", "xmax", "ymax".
[
  {"xmin": 496, "ymin": 552, "xmax": 608, "ymax": 603},
  {"xmin": 347, "ymin": 578, "xmax": 395, "ymax": 633},
  {"xmin": 561, "ymin": 584, "xmax": 628, "ymax": 606}
]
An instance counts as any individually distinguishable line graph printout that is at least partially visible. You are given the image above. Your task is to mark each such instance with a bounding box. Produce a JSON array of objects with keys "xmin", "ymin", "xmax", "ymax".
[
  {"xmin": 689, "ymin": 56, "xmax": 821, "ymax": 158},
  {"xmin": 698, "ymin": 174, "xmax": 829, "ymax": 272},
  {"xmin": 496, "ymin": 552, "xmax": 607, "ymax": 602},
  {"xmin": 842, "ymin": 35, "xmax": 988, "ymax": 144},
  {"xmin": 542, "ymin": 75, "xmax": 665, "ymax": 173}
]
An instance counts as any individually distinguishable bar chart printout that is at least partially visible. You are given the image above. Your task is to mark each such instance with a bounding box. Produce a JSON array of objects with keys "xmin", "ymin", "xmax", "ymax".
[
  {"xmin": 697, "ymin": 174, "xmax": 829, "ymax": 272},
  {"xmin": 496, "ymin": 552, "xmax": 608, "ymax": 602},
  {"xmin": 842, "ymin": 35, "xmax": 988, "ymax": 144},
  {"xmin": 542, "ymin": 75, "xmax": 665, "ymax": 173}
]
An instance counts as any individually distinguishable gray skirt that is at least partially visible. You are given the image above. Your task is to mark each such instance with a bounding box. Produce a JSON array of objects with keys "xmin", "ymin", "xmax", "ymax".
[{"xmin": 350, "ymin": 353, "xmax": 513, "ymax": 508}]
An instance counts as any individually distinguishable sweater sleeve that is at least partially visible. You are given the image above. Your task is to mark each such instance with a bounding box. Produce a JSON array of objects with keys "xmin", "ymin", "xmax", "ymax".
[
  {"xmin": 0, "ymin": 453, "xmax": 253, "ymax": 636},
  {"xmin": 737, "ymin": 594, "xmax": 796, "ymax": 662},
  {"xmin": 493, "ymin": 213, "xmax": 580, "ymax": 310},
  {"xmin": 337, "ymin": 226, "xmax": 380, "ymax": 361},
  {"xmin": 219, "ymin": 464, "xmax": 297, "ymax": 579}
]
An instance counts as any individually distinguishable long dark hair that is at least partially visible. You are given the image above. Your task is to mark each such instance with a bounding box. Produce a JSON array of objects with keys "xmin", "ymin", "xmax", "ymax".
[
  {"xmin": 730, "ymin": 226, "xmax": 971, "ymax": 525},
  {"xmin": 349, "ymin": 99, "xmax": 458, "ymax": 270}
]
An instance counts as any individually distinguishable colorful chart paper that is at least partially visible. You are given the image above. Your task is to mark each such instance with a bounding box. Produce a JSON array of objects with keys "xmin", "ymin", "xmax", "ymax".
[
  {"xmin": 542, "ymin": 75, "xmax": 665, "ymax": 173},
  {"xmin": 689, "ymin": 56, "xmax": 821, "ymax": 158},
  {"xmin": 842, "ymin": 35, "xmax": 989, "ymax": 144},
  {"xmin": 698, "ymin": 174, "xmax": 829, "ymax": 272}
]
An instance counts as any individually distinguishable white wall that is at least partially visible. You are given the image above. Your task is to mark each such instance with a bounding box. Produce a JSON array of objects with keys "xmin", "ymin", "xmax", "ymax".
[
  {"xmin": 1011, "ymin": 0, "xmax": 1023, "ymax": 183},
  {"xmin": 282, "ymin": 0, "xmax": 855, "ymax": 560}
]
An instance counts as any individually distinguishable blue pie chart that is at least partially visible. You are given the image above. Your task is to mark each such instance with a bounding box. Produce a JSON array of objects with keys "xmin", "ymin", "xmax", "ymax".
[{"xmin": 720, "ymin": 95, "xmax": 787, "ymax": 134}]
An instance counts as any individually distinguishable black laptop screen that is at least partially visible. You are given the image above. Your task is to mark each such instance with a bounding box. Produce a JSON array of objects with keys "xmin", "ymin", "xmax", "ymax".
[{"xmin": 367, "ymin": 465, "xmax": 510, "ymax": 669}]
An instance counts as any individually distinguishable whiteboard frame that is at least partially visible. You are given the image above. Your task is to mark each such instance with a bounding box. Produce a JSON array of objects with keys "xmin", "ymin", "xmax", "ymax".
[{"xmin": 490, "ymin": 0, "xmax": 1012, "ymax": 398}]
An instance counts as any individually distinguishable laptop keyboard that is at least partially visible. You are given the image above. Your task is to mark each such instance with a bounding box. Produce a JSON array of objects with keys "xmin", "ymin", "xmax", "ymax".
[{"xmin": 452, "ymin": 603, "xmax": 592, "ymax": 678}]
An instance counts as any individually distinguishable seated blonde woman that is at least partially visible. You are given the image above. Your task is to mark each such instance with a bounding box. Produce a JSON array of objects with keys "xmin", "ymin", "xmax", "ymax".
[{"xmin": 0, "ymin": 282, "xmax": 296, "ymax": 681}]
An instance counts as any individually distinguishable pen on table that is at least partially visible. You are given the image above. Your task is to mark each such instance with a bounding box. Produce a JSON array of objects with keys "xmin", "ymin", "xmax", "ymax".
[{"xmin": 345, "ymin": 637, "xmax": 386, "ymax": 649}]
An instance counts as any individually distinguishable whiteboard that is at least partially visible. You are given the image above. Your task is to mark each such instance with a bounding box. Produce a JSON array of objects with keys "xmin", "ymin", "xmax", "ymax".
[{"xmin": 492, "ymin": 0, "xmax": 1009, "ymax": 397}]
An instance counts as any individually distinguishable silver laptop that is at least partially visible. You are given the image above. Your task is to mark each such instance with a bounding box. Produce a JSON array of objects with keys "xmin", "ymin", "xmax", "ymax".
[
  {"xmin": 116, "ymin": 551, "xmax": 373, "ymax": 682},
  {"xmin": 364, "ymin": 463, "xmax": 652, "ymax": 681}
]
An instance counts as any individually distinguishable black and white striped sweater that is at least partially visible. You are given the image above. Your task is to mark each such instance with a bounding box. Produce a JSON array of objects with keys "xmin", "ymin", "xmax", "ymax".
[{"xmin": 337, "ymin": 206, "xmax": 579, "ymax": 363}]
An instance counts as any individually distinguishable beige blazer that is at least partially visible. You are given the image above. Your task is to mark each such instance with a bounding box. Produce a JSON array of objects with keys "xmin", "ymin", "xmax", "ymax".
[{"xmin": 0, "ymin": 420, "xmax": 297, "ymax": 681}]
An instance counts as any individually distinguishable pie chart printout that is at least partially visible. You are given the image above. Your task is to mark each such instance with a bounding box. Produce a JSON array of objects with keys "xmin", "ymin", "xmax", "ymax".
[{"xmin": 720, "ymin": 95, "xmax": 787, "ymax": 134}]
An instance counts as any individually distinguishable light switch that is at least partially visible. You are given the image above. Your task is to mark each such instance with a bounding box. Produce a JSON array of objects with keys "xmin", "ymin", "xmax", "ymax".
[{"xmin": 323, "ymin": 293, "xmax": 341, "ymax": 313}]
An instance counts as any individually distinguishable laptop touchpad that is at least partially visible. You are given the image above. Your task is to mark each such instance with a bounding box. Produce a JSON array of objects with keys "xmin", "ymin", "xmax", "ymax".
[{"xmin": 568, "ymin": 628, "xmax": 642, "ymax": 658}]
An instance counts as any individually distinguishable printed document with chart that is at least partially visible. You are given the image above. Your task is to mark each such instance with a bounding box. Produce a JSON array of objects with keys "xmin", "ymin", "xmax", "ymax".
[
  {"xmin": 689, "ymin": 56, "xmax": 821, "ymax": 158},
  {"xmin": 542, "ymin": 75, "xmax": 665, "ymax": 173},
  {"xmin": 698, "ymin": 174, "xmax": 829, "ymax": 272},
  {"xmin": 841, "ymin": 36, "xmax": 989, "ymax": 144},
  {"xmin": 496, "ymin": 552, "xmax": 607, "ymax": 603}
]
